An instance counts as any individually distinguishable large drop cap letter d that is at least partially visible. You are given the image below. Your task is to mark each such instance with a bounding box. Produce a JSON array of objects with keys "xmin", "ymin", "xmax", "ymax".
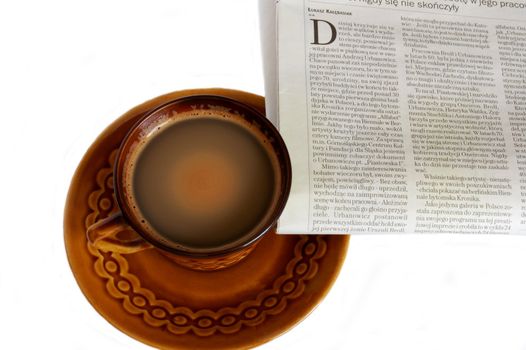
[{"xmin": 311, "ymin": 19, "xmax": 337, "ymax": 45}]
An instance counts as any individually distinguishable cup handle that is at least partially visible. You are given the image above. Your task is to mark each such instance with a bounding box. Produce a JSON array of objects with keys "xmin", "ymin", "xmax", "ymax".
[{"xmin": 86, "ymin": 212, "xmax": 153, "ymax": 254}]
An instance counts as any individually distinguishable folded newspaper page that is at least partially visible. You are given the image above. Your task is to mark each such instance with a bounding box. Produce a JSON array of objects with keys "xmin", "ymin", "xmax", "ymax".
[{"xmin": 276, "ymin": 0, "xmax": 526, "ymax": 234}]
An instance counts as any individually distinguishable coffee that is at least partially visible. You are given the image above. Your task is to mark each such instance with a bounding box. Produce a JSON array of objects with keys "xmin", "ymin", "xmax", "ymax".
[{"xmin": 129, "ymin": 113, "xmax": 280, "ymax": 249}]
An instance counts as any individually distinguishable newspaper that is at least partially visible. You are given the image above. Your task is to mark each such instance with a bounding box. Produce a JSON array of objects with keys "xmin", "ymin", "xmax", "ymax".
[{"xmin": 273, "ymin": 0, "xmax": 526, "ymax": 234}]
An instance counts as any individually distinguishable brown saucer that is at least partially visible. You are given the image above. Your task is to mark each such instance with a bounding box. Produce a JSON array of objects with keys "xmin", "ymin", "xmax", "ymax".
[{"xmin": 64, "ymin": 88, "xmax": 349, "ymax": 349}]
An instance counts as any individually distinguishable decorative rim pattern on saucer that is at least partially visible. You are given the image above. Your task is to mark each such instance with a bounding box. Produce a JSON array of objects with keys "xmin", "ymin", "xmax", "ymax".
[
  {"xmin": 64, "ymin": 88, "xmax": 349, "ymax": 349},
  {"xmin": 88, "ymin": 155, "xmax": 329, "ymax": 336}
]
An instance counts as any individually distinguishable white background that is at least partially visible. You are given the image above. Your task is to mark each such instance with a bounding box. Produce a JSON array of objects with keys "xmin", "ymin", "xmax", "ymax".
[{"xmin": 1, "ymin": 0, "xmax": 526, "ymax": 349}]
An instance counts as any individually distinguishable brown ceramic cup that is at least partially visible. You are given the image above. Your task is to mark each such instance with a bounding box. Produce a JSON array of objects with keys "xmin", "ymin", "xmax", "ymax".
[{"xmin": 86, "ymin": 95, "xmax": 291, "ymax": 271}]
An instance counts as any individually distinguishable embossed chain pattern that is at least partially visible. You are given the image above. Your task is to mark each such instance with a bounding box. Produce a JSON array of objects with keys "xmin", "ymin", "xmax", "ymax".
[{"xmin": 85, "ymin": 150, "xmax": 327, "ymax": 336}]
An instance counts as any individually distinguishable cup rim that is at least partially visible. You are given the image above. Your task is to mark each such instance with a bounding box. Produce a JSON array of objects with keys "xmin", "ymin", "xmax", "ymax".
[{"xmin": 113, "ymin": 94, "xmax": 292, "ymax": 258}]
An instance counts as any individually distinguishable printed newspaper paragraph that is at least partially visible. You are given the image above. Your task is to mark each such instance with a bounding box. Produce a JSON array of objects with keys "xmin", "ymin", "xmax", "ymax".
[{"xmin": 277, "ymin": 0, "xmax": 525, "ymax": 234}]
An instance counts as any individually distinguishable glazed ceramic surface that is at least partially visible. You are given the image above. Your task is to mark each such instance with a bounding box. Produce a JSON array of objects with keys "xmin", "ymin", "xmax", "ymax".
[{"xmin": 64, "ymin": 88, "xmax": 349, "ymax": 349}]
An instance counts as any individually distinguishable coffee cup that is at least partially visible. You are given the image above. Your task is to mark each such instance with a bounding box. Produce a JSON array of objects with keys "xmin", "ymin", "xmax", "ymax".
[{"xmin": 86, "ymin": 95, "xmax": 291, "ymax": 271}]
